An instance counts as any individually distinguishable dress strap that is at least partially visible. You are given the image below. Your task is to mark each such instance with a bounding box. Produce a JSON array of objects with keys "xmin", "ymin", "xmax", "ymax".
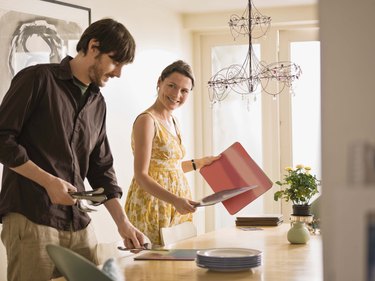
[{"xmin": 170, "ymin": 116, "xmax": 182, "ymax": 143}]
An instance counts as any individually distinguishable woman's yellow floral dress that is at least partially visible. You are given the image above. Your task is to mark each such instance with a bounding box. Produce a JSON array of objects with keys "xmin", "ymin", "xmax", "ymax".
[{"xmin": 125, "ymin": 111, "xmax": 192, "ymax": 245}]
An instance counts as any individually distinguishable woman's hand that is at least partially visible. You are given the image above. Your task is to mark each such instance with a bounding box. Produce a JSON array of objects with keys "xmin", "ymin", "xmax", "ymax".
[
  {"xmin": 173, "ymin": 197, "xmax": 198, "ymax": 214},
  {"xmin": 195, "ymin": 155, "xmax": 221, "ymax": 170}
]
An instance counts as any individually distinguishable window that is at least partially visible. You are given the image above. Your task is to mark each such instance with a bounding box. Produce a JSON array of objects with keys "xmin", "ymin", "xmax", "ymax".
[
  {"xmin": 211, "ymin": 44, "xmax": 263, "ymax": 228},
  {"xmin": 279, "ymin": 29, "xmax": 320, "ymax": 218}
]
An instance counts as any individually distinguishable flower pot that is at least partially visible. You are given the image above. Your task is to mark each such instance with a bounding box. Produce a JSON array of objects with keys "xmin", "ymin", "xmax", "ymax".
[
  {"xmin": 292, "ymin": 204, "xmax": 312, "ymax": 216},
  {"xmin": 287, "ymin": 221, "xmax": 310, "ymax": 244}
]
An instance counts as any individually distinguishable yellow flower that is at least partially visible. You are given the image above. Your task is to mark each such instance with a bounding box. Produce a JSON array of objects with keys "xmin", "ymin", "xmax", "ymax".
[{"xmin": 274, "ymin": 164, "xmax": 320, "ymax": 205}]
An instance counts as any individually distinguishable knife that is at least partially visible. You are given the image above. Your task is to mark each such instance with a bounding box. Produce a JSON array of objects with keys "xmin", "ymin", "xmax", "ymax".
[{"xmin": 194, "ymin": 185, "xmax": 258, "ymax": 207}]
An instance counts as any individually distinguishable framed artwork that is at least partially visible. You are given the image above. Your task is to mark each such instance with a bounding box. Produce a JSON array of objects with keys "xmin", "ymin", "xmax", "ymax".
[{"xmin": 0, "ymin": 0, "xmax": 91, "ymax": 102}]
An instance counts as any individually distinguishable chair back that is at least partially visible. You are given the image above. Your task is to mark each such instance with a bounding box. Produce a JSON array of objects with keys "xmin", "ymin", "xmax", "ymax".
[
  {"xmin": 160, "ymin": 221, "xmax": 197, "ymax": 246},
  {"xmin": 46, "ymin": 244, "xmax": 114, "ymax": 281}
]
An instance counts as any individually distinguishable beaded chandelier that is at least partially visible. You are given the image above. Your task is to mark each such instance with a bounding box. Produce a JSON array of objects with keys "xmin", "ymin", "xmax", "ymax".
[{"xmin": 208, "ymin": 0, "xmax": 302, "ymax": 104}]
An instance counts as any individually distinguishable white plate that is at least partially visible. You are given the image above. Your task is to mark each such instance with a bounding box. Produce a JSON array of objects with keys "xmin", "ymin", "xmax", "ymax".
[
  {"xmin": 196, "ymin": 259, "xmax": 261, "ymax": 267},
  {"xmin": 196, "ymin": 262, "xmax": 260, "ymax": 272},
  {"xmin": 197, "ymin": 255, "xmax": 262, "ymax": 262},
  {"xmin": 196, "ymin": 185, "xmax": 258, "ymax": 207},
  {"xmin": 197, "ymin": 261, "xmax": 262, "ymax": 268},
  {"xmin": 197, "ymin": 248, "xmax": 261, "ymax": 258}
]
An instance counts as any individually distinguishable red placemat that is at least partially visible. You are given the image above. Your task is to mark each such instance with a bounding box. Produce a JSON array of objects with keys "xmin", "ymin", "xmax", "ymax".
[{"xmin": 199, "ymin": 142, "xmax": 273, "ymax": 215}]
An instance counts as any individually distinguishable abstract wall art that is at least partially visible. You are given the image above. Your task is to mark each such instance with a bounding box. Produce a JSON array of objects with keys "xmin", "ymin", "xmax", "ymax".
[{"xmin": 0, "ymin": 0, "xmax": 90, "ymax": 102}]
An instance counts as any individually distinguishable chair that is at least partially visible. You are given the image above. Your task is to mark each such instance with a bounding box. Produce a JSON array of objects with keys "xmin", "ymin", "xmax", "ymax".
[
  {"xmin": 46, "ymin": 244, "xmax": 114, "ymax": 281},
  {"xmin": 160, "ymin": 221, "xmax": 197, "ymax": 246}
]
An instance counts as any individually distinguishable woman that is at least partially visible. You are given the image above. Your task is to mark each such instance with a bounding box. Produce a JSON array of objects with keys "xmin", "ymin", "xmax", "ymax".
[{"xmin": 125, "ymin": 60, "xmax": 219, "ymax": 245}]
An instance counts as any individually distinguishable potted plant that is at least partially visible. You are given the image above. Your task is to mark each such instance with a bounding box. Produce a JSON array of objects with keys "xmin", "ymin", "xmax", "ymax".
[{"xmin": 274, "ymin": 165, "xmax": 321, "ymax": 216}]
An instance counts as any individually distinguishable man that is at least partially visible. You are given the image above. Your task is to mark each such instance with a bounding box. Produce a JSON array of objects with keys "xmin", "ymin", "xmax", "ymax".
[{"xmin": 0, "ymin": 18, "xmax": 145, "ymax": 281}]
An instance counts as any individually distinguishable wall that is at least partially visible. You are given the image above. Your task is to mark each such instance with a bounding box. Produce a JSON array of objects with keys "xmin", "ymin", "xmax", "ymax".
[
  {"xmin": 62, "ymin": 0, "xmax": 195, "ymax": 241},
  {"xmin": 320, "ymin": 0, "xmax": 375, "ymax": 280},
  {"xmin": 0, "ymin": 0, "xmax": 193, "ymax": 280}
]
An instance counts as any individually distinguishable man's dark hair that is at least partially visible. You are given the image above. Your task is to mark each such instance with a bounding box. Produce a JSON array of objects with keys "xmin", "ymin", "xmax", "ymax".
[{"xmin": 76, "ymin": 18, "xmax": 136, "ymax": 64}]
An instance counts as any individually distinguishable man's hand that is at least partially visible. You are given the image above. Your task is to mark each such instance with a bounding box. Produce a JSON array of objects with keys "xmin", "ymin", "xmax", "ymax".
[
  {"xmin": 10, "ymin": 160, "xmax": 76, "ymax": 205},
  {"xmin": 118, "ymin": 220, "xmax": 147, "ymax": 249},
  {"xmin": 44, "ymin": 177, "xmax": 77, "ymax": 205},
  {"xmin": 104, "ymin": 198, "xmax": 148, "ymax": 249}
]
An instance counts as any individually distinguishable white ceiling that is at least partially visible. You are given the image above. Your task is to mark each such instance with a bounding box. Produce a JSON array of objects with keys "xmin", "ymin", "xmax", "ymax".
[{"xmin": 153, "ymin": 0, "xmax": 317, "ymax": 14}]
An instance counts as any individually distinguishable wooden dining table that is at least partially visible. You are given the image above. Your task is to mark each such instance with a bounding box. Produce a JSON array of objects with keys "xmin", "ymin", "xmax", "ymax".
[{"xmin": 116, "ymin": 223, "xmax": 323, "ymax": 281}]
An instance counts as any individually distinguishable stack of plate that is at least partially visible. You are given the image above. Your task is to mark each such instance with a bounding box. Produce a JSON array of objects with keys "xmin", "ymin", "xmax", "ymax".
[{"xmin": 196, "ymin": 248, "xmax": 262, "ymax": 272}]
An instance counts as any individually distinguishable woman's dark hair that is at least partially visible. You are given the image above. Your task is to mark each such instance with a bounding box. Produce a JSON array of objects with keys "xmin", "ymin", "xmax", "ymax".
[
  {"xmin": 76, "ymin": 18, "xmax": 136, "ymax": 64},
  {"xmin": 159, "ymin": 60, "xmax": 195, "ymax": 90}
]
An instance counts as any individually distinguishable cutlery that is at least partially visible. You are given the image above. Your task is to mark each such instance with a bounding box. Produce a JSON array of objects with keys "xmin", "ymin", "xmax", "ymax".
[
  {"xmin": 195, "ymin": 185, "xmax": 258, "ymax": 207},
  {"xmin": 70, "ymin": 187, "xmax": 105, "ymax": 196},
  {"xmin": 70, "ymin": 194, "xmax": 107, "ymax": 203},
  {"xmin": 69, "ymin": 188, "xmax": 107, "ymax": 212},
  {"xmin": 117, "ymin": 243, "xmax": 169, "ymax": 253},
  {"xmin": 69, "ymin": 187, "xmax": 107, "ymax": 202},
  {"xmin": 76, "ymin": 200, "xmax": 97, "ymax": 213}
]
